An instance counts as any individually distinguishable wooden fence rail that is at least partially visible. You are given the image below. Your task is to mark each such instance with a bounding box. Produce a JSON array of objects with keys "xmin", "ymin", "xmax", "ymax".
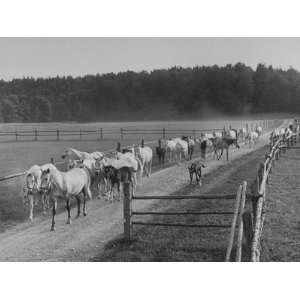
[{"xmin": 123, "ymin": 181, "xmax": 248, "ymax": 262}]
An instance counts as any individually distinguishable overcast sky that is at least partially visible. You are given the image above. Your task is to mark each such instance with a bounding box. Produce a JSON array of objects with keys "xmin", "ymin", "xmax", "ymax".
[{"xmin": 0, "ymin": 37, "xmax": 300, "ymax": 80}]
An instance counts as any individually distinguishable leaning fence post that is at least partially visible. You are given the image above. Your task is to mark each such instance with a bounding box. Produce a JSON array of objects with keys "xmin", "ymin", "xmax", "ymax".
[
  {"xmin": 123, "ymin": 182, "xmax": 132, "ymax": 241},
  {"xmin": 236, "ymin": 181, "xmax": 247, "ymax": 262},
  {"xmin": 225, "ymin": 184, "xmax": 242, "ymax": 262}
]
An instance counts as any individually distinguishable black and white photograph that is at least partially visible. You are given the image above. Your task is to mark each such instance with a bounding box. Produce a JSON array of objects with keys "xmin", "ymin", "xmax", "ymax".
[
  {"xmin": 0, "ymin": 36, "xmax": 298, "ymax": 263},
  {"xmin": 1, "ymin": 2, "xmax": 300, "ymax": 299}
]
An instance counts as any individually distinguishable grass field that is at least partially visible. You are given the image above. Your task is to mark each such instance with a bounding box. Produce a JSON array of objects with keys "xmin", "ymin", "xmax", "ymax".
[{"xmin": 0, "ymin": 118, "xmax": 281, "ymax": 231}]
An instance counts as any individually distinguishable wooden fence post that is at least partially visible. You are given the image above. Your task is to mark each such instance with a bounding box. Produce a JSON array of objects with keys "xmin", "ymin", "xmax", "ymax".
[
  {"xmin": 242, "ymin": 211, "xmax": 253, "ymax": 260},
  {"xmin": 117, "ymin": 142, "xmax": 121, "ymax": 152},
  {"xmin": 246, "ymin": 123, "xmax": 249, "ymax": 133},
  {"xmin": 225, "ymin": 184, "xmax": 242, "ymax": 262},
  {"xmin": 162, "ymin": 128, "xmax": 166, "ymax": 139},
  {"xmin": 15, "ymin": 130, "xmax": 18, "ymax": 142},
  {"xmin": 193, "ymin": 129, "xmax": 196, "ymax": 140},
  {"xmin": 120, "ymin": 128, "xmax": 124, "ymax": 140},
  {"xmin": 57, "ymin": 129, "xmax": 60, "ymax": 141},
  {"xmin": 100, "ymin": 128, "xmax": 103, "ymax": 140},
  {"xmin": 236, "ymin": 181, "xmax": 247, "ymax": 262},
  {"xmin": 123, "ymin": 182, "xmax": 132, "ymax": 241},
  {"xmin": 50, "ymin": 157, "xmax": 54, "ymax": 164},
  {"xmin": 34, "ymin": 128, "xmax": 38, "ymax": 141},
  {"xmin": 79, "ymin": 129, "xmax": 82, "ymax": 140},
  {"xmin": 141, "ymin": 139, "xmax": 144, "ymax": 147}
]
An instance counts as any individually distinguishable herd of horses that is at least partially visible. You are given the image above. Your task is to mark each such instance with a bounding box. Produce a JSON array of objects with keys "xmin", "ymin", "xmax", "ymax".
[{"xmin": 22, "ymin": 124, "xmax": 267, "ymax": 231}]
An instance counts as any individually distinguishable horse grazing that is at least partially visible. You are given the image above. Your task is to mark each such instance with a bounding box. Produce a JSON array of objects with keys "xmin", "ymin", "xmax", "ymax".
[
  {"xmin": 23, "ymin": 164, "xmax": 50, "ymax": 221},
  {"xmin": 188, "ymin": 162, "xmax": 206, "ymax": 186},
  {"xmin": 40, "ymin": 164, "xmax": 92, "ymax": 231}
]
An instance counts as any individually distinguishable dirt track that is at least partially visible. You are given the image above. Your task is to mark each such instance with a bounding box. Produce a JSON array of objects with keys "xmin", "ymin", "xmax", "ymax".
[{"xmin": 0, "ymin": 122, "xmax": 288, "ymax": 261}]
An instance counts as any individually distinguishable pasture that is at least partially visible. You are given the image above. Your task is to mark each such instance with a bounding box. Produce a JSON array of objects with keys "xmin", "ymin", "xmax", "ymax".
[{"xmin": 0, "ymin": 118, "xmax": 280, "ymax": 232}]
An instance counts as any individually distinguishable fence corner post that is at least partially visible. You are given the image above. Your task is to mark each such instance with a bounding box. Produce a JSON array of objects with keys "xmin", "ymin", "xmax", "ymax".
[{"xmin": 123, "ymin": 182, "xmax": 132, "ymax": 241}]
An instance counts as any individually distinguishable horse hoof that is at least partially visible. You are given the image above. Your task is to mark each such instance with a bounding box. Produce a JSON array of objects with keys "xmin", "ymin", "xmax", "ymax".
[
  {"xmin": 67, "ymin": 219, "xmax": 72, "ymax": 225},
  {"xmin": 76, "ymin": 214, "xmax": 80, "ymax": 218},
  {"xmin": 51, "ymin": 226, "xmax": 56, "ymax": 231},
  {"xmin": 83, "ymin": 212, "xmax": 87, "ymax": 216}
]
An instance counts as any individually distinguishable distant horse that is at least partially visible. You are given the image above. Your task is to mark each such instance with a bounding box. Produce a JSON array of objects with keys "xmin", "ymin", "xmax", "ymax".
[
  {"xmin": 210, "ymin": 136, "xmax": 240, "ymax": 160},
  {"xmin": 182, "ymin": 136, "xmax": 195, "ymax": 160},
  {"xmin": 40, "ymin": 164, "xmax": 92, "ymax": 231}
]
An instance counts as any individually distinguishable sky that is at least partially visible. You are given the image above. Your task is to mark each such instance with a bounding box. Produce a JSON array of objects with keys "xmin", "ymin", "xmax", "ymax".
[{"xmin": 1, "ymin": 37, "xmax": 300, "ymax": 80}]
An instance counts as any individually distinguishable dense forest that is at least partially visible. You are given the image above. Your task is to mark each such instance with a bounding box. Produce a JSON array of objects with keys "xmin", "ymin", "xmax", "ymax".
[{"xmin": 0, "ymin": 63, "xmax": 299, "ymax": 122}]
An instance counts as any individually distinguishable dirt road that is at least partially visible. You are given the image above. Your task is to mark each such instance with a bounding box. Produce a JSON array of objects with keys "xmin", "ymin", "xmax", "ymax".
[{"xmin": 0, "ymin": 122, "xmax": 287, "ymax": 261}]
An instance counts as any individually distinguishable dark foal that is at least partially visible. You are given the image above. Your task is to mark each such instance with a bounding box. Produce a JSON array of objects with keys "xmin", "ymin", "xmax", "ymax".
[
  {"xmin": 156, "ymin": 146, "xmax": 166, "ymax": 164},
  {"xmin": 188, "ymin": 162, "xmax": 206, "ymax": 186},
  {"xmin": 103, "ymin": 166, "xmax": 134, "ymax": 202}
]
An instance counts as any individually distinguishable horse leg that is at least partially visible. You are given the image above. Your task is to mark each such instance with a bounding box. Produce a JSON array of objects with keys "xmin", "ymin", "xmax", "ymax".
[
  {"xmin": 66, "ymin": 197, "xmax": 71, "ymax": 224},
  {"xmin": 76, "ymin": 196, "xmax": 81, "ymax": 217},
  {"xmin": 149, "ymin": 159, "xmax": 152, "ymax": 176},
  {"xmin": 83, "ymin": 187, "xmax": 91, "ymax": 216},
  {"xmin": 51, "ymin": 198, "xmax": 57, "ymax": 231},
  {"xmin": 41, "ymin": 193, "xmax": 47, "ymax": 215},
  {"xmin": 28, "ymin": 195, "xmax": 34, "ymax": 222}
]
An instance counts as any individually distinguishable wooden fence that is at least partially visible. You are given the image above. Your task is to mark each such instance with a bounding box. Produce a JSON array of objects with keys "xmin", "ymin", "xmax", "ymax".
[
  {"xmin": 0, "ymin": 119, "xmax": 277, "ymax": 142},
  {"xmin": 123, "ymin": 181, "xmax": 249, "ymax": 262},
  {"xmin": 249, "ymin": 130, "xmax": 299, "ymax": 261},
  {"xmin": 121, "ymin": 121, "xmax": 300, "ymax": 262}
]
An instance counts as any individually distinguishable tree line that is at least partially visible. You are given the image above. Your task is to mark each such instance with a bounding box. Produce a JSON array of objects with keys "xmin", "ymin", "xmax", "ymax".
[{"xmin": 0, "ymin": 63, "xmax": 298, "ymax": 122}]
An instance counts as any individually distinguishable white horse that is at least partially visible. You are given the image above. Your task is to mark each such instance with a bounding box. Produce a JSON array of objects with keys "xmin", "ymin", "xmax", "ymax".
[
  {"xmin": 246, "ymin": 131, "xmax": 259, "ymax": 147},
  {"xmin": 40, "ymin": 164, "xmax": 92, "ymax": 231},
  {"xmin": 256, "ymin": 126, "xmax": 263, "ymax": 136},
  {"xmin": 73, "ymin": 158, "xmax": 108, "ymax": 199},
  {"xmin": 172, "ymin": 138, "xmax": 188, "ymax": 161},
  {"xmin": 23, "ymin": 164, "xmax": 50, "ymax": 221},
  {"xmin": 166, "ymin": 139, "xmax": 177, "ymax": 162},
  {"xmin": 62, "ymin": 148, "xmax": 103, "ymax": 167},
  {"xmin": 134, "ymin": 146, "xmax": 153, "ymax": 177}
]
